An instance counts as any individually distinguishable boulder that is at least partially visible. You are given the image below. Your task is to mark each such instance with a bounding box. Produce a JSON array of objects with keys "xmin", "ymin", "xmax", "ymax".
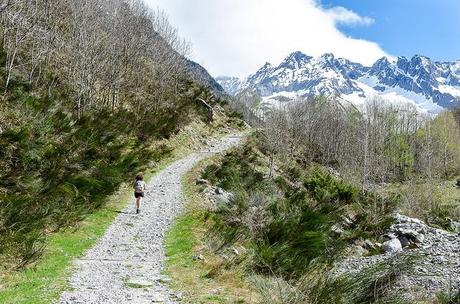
[
  {"xmin": 214, "ymin": 189, "xmax": 235, "ymax": 206},
  {"xmin": 395, "ymin": 213, "xmax": 424, "ymax": 225},
  {"xmin": 398, "ymin": 236, "xmax": 410, "ymax": 248},
  {"xmin": 383, "ymin": 238, "xmax": 402, "ymax": 254}
]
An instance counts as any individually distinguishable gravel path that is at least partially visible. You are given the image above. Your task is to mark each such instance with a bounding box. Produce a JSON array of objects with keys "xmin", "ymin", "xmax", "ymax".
[{"xmin": 59, "ymin": 135, "xmax": 243, "ymax": 304}]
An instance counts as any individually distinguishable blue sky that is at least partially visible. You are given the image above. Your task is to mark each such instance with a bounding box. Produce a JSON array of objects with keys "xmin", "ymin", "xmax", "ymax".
[{"xmin": 323, "ymin": 0, "xmax": 460, "ymax": 62}]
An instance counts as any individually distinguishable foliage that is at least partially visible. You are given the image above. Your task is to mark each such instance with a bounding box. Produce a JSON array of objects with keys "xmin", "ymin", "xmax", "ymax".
[
  {"xmin": 0, "ymin": 70, "xmax": 223, "ymax": 269},
  {"xmin": 302, "ymin": 254, "xmax": 417, "ymax": 304},
  {"xmin": 164, "ymin": 157, "xmax": 256, "ymax": 303},
  {"xmin": 202, "ymin": 141, "xmax": 398, "ymax": 279},
  {"xmin": 437, "ymin": 290, "xmax": 460, "ymax": 304},
  {"xmin": 256, "ymin": 97, "xmax": 460, "ymax": 185}
]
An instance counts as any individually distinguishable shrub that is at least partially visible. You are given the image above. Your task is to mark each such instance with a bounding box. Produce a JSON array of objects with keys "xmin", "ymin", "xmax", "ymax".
[{"xmin": 203, "ymin": 145, "xmax": 399, "ymax": 279}]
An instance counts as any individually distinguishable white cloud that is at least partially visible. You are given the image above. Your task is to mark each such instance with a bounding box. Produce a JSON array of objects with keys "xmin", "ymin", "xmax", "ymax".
[
  {"xmin": 144, "ymin": 0, "xmax": 390, "ymax": 77},
  {"xmin": 326, "ymin": 6, "xmax": 375, "ymax": 26}
]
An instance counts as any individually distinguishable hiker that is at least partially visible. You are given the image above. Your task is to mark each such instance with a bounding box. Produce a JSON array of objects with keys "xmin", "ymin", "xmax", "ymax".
[{"xmin": 133, "ymin": 173, "xmax": 146, "ymax": 214}]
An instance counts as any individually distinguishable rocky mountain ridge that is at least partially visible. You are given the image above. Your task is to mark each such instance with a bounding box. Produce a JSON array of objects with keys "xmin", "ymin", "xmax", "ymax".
[{"xmin": 217, "ymin": 51, "xmax": 460, "ymax": 113}]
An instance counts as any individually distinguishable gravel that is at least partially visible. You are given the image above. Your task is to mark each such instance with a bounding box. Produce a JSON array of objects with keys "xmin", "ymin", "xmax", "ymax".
[{"xmin": 59, "ymin": 135, "xmax": 243, "ymax": 304}]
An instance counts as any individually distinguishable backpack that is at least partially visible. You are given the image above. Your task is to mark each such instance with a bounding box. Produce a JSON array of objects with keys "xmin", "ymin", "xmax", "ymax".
[{"xmin": 134, "ymin": 180, "xmax": 144, "ymax": 193}]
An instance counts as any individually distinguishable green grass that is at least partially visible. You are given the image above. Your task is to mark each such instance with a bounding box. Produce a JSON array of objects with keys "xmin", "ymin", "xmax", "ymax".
[
  {"xmin": 0, "ymin": 119, "xmax": 243, "ymax": 304},
  {"xmin": 381, "ymin": 178, "xmax": 460, "ymax": 229},
  {"xmin": 0, "ymin": 185, "xmax": 131, "ymax": 303},
  {"xmin": 165, "ymin": 215, "xmax": 199, "ymax": 265},
  {"xmin": 164, "ymin": 155, "xmax": 256, "ymax": 303}
]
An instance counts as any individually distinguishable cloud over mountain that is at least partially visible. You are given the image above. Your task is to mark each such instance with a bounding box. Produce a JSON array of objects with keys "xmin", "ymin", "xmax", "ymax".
[{"xmin": 145, "ymin": 0, "xmax": 390, "ymax": 77}]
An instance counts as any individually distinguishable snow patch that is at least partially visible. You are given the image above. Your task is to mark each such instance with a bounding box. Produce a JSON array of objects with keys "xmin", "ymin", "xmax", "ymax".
[{"xmin": 438, "ymin": 85, "xmax": 460, "ymax": 98}]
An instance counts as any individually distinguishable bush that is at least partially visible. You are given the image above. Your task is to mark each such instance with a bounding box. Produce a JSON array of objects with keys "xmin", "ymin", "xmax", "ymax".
[
  {"xmin": 0, "ymin": 81, "xmax": 201, "ymax": 268},
  {"xmin": 203, "ymin": 145, "xmax": 399, "ymax": 279}
]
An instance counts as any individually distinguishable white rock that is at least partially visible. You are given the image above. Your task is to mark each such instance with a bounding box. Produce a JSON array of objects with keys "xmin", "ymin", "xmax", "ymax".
[
  {"xmin": 383, "ymin": 238, "xmax": 402, "ymax": 254},
  {"xmin": 331, "ymin": 224, "xmax": 344, "ymax": 236}
]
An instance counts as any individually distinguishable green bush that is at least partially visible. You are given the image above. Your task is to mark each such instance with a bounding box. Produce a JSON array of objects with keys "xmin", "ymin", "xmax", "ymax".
[
  {"xmin": 203, "ymin": 145, "xmax": 398, "ymax": 279},
  {"xmin": 0, "ymin": 80, "xmax": 204, "ymax": 268}
]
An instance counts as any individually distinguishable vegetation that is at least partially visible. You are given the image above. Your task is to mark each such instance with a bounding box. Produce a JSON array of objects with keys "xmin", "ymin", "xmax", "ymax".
[
  {"xmin": 170, "ymin": 94, "xmax": 460, "ymax": 302},
  {"xmin": 165, "ymin": 137, "xmax": 426, "ymax": 303},
  {"xmin": 165, "ymin": 156, "xmax": 256, "ymax": 303},
  {"xmin": 0, "ymin": 182, "xmax": 133, "ymax": 304},
  {"xmin": 252, "ymin": 97, "xmax": 460, "ymax": 185},
  {"xmin": 0, "ymin": 0, "xmax": 241, "ymax": 276},
  {"xmin": 202, "ymin": 139, "xmax": 397, "ymax": 276}
]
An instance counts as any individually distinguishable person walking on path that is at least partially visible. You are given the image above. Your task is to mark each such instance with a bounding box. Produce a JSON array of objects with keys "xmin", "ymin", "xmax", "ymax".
[{"xmin": 133, "ymin": 173, "xmax": 146, "ymax": 214}]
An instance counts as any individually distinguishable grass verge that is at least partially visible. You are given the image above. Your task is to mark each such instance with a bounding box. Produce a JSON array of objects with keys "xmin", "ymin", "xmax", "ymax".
[
  {"xmin": 0, "ymin": 116, "xmax": 242, "ymax": 304},
  {"xmin": 164, "ymin": 155, "xmax": 257, "ymax": 303}
]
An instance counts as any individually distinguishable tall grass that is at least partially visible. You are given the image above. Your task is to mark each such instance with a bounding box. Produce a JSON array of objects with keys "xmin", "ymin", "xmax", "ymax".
[
  {"xmin": 201, "ymin": 140, "xmax": 398, "ymax": 280},
  {"xmin": 0, "ymin": 78, "xmax": 218, "ymax": 269}
]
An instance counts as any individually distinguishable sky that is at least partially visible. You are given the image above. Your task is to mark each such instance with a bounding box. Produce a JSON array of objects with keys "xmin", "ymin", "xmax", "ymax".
[{"xmin": 144, "ymin": 0, "xmax": 460, "ymax": 78}]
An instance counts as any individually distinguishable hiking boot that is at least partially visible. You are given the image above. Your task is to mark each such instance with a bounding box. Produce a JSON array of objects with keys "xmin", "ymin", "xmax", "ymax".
[{"xmin": 136, "ymin": 208, "xmax": 140, "ymax": 214}]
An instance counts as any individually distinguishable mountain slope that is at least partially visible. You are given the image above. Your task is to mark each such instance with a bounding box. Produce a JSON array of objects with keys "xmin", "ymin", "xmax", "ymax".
[
  {"xmin": 185, "ymin": 59, "xmax": 227, "ymax": 98},
  {"xmin": 218, "ymin": 51, "xmax": 460, "ymax": 113}
]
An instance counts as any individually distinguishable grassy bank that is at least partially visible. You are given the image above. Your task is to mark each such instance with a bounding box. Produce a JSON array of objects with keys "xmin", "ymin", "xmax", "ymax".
[
  {"xmin": 164, "ymin": 153, "xmax": 257, "ymax": 303},
  {"xmin": 164, "ymin": 137, "xmax": 420, "ymax": 303},
  {"xmin": 0, "ymin": 115, "xmax": 242, "ymax": 304}
]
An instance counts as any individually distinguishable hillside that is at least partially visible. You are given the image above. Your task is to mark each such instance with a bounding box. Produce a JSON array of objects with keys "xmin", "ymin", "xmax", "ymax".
[
  {"xmin": 166, "ymin": 112, "xmax": 460, "ymax": 303},
  {"xmin": 218, "ymin": 51, "xmax": 460, "ymax": 113},
  {"xmin": 2, "ymin": 1, "xmax": 460, "ymax": 304},
  {"xmin": 0, "ymin": 0, "xmax": 240, "ymax": 276}
]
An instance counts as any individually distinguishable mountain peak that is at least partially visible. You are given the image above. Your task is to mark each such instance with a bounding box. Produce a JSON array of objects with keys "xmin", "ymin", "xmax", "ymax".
[
  {"xmin": 217, "ymin": 51, "xmax": 460, "ymax": 112},
  {"xmin": 320, "ymin": 53, "xmax": 335, "ymax": 60},
  {"xmin": 283, "ymin": 51, "xmax": 312, "ymax": 63},
  {"xmin": 261, "ymin": 62, "xmax": 273, "ymax": 69},
  {"xmin": 411, "ymin": 54, "xmax": 432, "ymax": 67},
  {"xmin": 372, "ymin": 57, "xmax": 392, "ymax": 70}
]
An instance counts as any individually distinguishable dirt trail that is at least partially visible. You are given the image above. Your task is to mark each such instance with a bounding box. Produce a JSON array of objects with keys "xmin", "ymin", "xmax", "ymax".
[{"xmin": 59, "ymin": 135, "xmax": 243, "ymax": 304}]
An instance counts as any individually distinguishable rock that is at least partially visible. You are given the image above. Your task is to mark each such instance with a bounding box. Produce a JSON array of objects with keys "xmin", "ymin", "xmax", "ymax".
[
  {"xmin": 448, "ymin": 218, "xmax": 460, "ymax": 233},
  {"xmin": 396, "ymin": 228, "xmax": 425, "ymax": 244},
  {"xmin": 397, "ymin": 228, "xmax": 419, "ymax": 238},
  {"xmin": 331, "ymin": 224, "xmax": 344, "ymax": 236},
  {"xmin": 215, "ymin": 187, "xmax": 224, "ymax": 194},
  {"xmin": 213, "ymin": 188, "xmax": 235, "ymax": 206},
  {"xmin": 151, "ymin": 293, "xmax": 166, "ymax": 302},
  {"xmin": 415, "ymin": 233, "xmax": 425, "ymax": 243},
  {"xmin": 341, "ymin": 215, "xmax": 354, "ymax": 227},
  {"xmin": 231, "ymin": 247, "xmax": 240, "ymax": 255},
  {"xmin": 395, "ymin": 213, "xmax": 424, "ymax": 225},
  {"xmin": 335, "ymin": 212, "xmax": 460, "ymax": 300},
  {"xmin": 383, "ymin": 238, "xmax": 402, "ymax": 254},
  {"xmin": 157, "ymin": 276, "xmax": 172, "ymax": 284},
  {"xmin": 399, "ymin": 236, "xmax": 410, "ymax": 248},
  {"xmin": 193, "ymin": 254, "xmax": 205, "ymax": 261},
  {"xmin": 196, "ymin": 178, "xmax": 209, "ymax": 185},
  {"xmin": 215, "ymin": 194, "xmax": 232, "ymax": 206}
]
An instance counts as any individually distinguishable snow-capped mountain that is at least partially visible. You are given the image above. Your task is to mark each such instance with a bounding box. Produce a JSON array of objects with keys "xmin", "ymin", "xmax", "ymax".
[
  {"xmin": 213, "ymin": 76, "xmax": 242, "ymax": 96},
  {"xmin": 217, "ymin": 51, "xmax": 460, "ymax": 113}
]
